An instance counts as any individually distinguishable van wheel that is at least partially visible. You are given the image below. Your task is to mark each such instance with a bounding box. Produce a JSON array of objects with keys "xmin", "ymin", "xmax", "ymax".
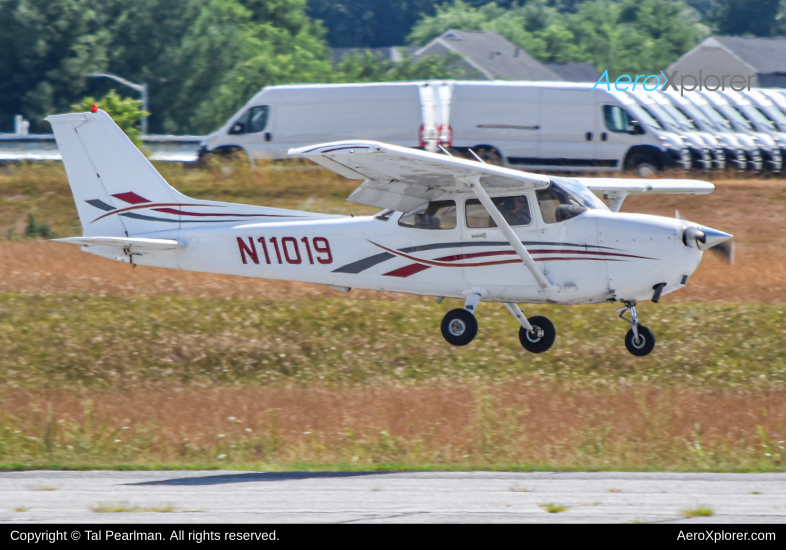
[
  {"xmin": 626, "ymin": 154, "xmax": 659, "ymax": 178},
  {"xmin": 474, "ymin": 147, "xmax": 503, "ymax": 166}
]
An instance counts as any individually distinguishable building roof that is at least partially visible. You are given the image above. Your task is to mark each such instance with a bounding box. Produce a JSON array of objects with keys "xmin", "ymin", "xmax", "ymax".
[
  {"xmin": 413, "ymin": 29, "xmax": 561, "ymax": 81},
  {"xmin": 672, "ymin": 36, "xmax": 786, "ymax": 75},
  {"xmin": 542, "ymin": 62, "xmax": 601, "ymax": 82}
]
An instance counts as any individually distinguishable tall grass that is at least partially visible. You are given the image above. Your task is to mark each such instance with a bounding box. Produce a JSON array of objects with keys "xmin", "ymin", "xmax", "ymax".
[
  {"xmin": 1, "ymin": 295, "xmax": 783, "ymax": 390},
  {"xmin": 0, "ymin": 385, "xmax": 784, "ymax": 470}
]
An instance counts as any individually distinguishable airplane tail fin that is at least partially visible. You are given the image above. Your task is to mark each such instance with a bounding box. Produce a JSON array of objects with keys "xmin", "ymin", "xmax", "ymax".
[
  {"xmin": 48, "ymin": 110, "xmax": 326, "ymax": 238},
  {"xmin": 48, "ymin": 110, "xmax": 189, "ymax": 237}
]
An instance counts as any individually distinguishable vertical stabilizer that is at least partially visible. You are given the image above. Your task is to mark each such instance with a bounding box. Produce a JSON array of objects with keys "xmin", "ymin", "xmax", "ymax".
[{"xmin": 47, "ymin": 110, "xmax": 188, "ymax": 236}]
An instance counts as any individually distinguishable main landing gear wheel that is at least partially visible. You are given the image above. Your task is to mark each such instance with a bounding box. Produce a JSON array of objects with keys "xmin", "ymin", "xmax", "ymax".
[
  {"xmin": 625, "ymin": 325, "xmax": 655, "ymax": 357},
  {"xmin": 441, "ymin": 308, "xmax": 478, "ymax": 346},
  {"xmin": 518, "ymin": 315, "xmax": 556, "ymax": 354}
]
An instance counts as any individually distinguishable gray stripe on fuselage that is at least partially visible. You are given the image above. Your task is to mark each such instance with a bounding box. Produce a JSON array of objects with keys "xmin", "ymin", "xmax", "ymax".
[{"xmin": 332, "ymin": 252, "xmax": 395, "ymax": 273}]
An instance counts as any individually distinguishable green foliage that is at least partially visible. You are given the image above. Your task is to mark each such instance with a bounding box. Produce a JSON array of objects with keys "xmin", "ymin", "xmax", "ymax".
[
  {"xmin": 307, "ymin": 0, "xmax": 441, "ymax": 48},
  {"xmin": 0, "ymin": 0, "xmax": 111, "ymax": 132},
  {"xmin": 333, "ymin": 50, "xmax": 478, "ymax": 82},
  {"xmin": 24, "ymin": 213, "xmax": 55, "ymax": 239},
  {"xmin": 408, "ymin": 0, "xmax": 703, "ymax": 76},
  {"xmin": 72, "ymin": 90, "xmax": 148, "ymax": 146},
  {"xmin": 0, "ymin": 0, "xmax": 769, "ymax": 136},
  {"xmin": 714, "ymin": 0, "xmax": 782, "ymax": 36}
]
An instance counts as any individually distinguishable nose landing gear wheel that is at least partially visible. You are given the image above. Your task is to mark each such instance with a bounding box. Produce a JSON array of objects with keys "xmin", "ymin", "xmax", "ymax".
[
  {"xmin": 625, "ymin": 325, "xmax": 655, "ymax": 356},
  {"xmin": 518, "ymin": 315, "xmax": 556, "ymax": 353},
  {"xmin": 441, "ymin": 308, "xmax": 478, "ymax": 346}
]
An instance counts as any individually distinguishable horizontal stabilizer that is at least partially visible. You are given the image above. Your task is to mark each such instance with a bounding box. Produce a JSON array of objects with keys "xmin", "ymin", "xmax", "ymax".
[{"xmin": 53, "ymin": 236, "xmax": 184, "ymax": 251}]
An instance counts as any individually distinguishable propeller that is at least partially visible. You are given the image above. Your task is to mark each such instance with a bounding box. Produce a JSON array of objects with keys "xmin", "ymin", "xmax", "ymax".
[{"xmin": 676, "ymin": 210, "xmax": 734, "ymax": 265}]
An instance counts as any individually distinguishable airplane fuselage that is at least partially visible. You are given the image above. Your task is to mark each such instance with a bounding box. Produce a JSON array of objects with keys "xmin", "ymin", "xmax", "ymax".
[{"xmin": 84, "ymin": 203, "xmax": 703, "ymax": 306}]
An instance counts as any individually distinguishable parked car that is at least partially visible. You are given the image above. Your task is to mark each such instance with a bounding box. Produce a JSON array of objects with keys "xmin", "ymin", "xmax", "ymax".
[
  {"xmin": 701, "ymin": 91, "xmax": 781, "ymax": 172},
  {"xmin": 664, "ymin": 90, "xmax": 763, "ymax": 172},
  {"xmin": 624, "ymin": 89, "xmax": 716, "ymax": 171}
]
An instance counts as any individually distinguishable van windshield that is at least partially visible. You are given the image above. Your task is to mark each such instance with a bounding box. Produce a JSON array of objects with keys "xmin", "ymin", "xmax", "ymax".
[
  {"xmin": 739, "ymin": 104, "xmax": 777, "ymax": 132},
  {"xmin": 676, "ymin": 102, "xmax": 718, "ymax": 131},
  {"xmin": 624, "ymin": 103, "xmax": 663, "ymax": 130},
  {"xmin": 660, "ymin": 103, "xmax": 698, "ymax": 131},
  {"xmin": 717, "ymin": 104, "xmax": 753, "ymax": 131},
  {"xmin": 699, "ymin": 104, "xmax": 734, "ymax": 132}
]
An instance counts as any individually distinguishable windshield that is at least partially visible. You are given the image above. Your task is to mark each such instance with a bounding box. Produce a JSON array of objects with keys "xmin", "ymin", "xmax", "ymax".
[
  {"xmin": 641, "ymin": 102, "xmax": 682, "ymax": 132},
  {"xmin": 674, "ymin": 102, "xmax": 718, "ymax": 131},
  {"xmin": 537, "ymin": 178, "xmax": 607, "ymax": 224},
  {"xmin": 659, "ymin": 103, "xmax": 698, "ymax": 130},
  {"xmin": 738, "ymin": 104, "xmax": 777, "ymax": 132},
  {"xmin": 717, "ymin": 104, "xmax": 754, "ymax": 131},
  {"xmin": 624, "ymin": 103, "xmax": 663, "ymax": 130},
  {"xmin": 756, "ymin": 104, "xmax": 786, "ymax": 131},
  {"xmin": 698, "ymin": 104, "xmax": 734, "ymax": 132}
]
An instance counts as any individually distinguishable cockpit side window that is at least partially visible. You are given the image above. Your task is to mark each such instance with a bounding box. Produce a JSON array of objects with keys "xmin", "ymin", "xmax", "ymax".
[
  {"xmin": 398, "ymin": 200, "xmax": 457, "ymax": 230},
  {"xmin": 465, "ymin": 195, "xmax": 532, "ymax": 228}
]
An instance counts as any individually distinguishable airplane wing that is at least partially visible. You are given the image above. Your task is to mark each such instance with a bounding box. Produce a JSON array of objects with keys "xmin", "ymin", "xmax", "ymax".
[
  {"xmin": 289, "ymin": 140, "xmax": 550, "ymax": 212},
  {"xmin": 576, "ymin": 178, "xmax": 715, "ymax": 196},
  {"xmin": 575, "ymin": 178, "xmax": 715, "ymax": 212}
]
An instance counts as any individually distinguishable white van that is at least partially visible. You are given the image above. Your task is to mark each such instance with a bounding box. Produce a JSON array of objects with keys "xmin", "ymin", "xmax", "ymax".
[{"xmin": 199, "ymin": 81, "xmax": 691, "ymax": 176}]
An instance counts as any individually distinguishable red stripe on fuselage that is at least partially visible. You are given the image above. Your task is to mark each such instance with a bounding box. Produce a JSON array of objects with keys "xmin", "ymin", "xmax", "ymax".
[{"xmin": 383, "ymin": 263, "xmax": 431, "ymax": 277}]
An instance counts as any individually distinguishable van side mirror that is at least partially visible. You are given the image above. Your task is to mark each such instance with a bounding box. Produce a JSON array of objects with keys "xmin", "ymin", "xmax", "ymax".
[
  {"xmin": 627, "ymin": 123, "xmax": 644, "ymax": 135},
  {"xmin": 229, "ymin": 123, "xmax": 244, "ymax": 135}
]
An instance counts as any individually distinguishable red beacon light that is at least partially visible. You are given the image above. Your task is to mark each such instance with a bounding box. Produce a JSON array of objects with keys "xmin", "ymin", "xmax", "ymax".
[{"xmin": 91, "ymin": 105, "xmax": 97, "ymax": 113}]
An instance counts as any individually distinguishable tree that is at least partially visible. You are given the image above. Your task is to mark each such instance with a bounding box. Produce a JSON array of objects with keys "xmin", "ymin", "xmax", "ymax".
[
  {"xmin": 0, "ymin": 0, "xmax": 110, "ymax": 132},
  {"xmin": 408, "ymin": 0, "xmax": 701, "ymax": 77},
  {"xmin": 72, "ymin": 89, "xmax": 148, "ymax": 147},
  {"xmin": 170, "ymin": 0, "xmax": 333, "ymax": 134},
  {"xmin": 715, "ymin": 0, "xmax": 782, "ymax": 36},
  {"xmin": 307, "ymin": 0, "xmax": 442, "ymax": 48},
  {"xmin": 333, "ymin": 50, "xmax": 477, "ymax": 81}
]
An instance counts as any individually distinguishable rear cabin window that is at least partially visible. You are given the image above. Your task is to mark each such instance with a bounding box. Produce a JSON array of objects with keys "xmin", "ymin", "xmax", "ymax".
[
  {"xmin": 398, "ymin": 200, "xmax": 457, "ymax": 230},
  {"xmin": 465, "ymin": 195, "xmax": 532, "ymax": 228},
  {"xmin": 230, "ymin": 105, "xmax": 269, "ymax": 134}
]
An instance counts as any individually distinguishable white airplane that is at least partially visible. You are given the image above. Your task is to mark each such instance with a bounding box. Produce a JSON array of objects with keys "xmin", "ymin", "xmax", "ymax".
[{"xmin": 49, "ymin": 109, "xmax": 732, "ymax": 357}]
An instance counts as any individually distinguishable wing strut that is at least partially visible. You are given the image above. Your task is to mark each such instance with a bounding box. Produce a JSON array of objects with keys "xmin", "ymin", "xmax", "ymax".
[{"xmin": 463, "ymin": 176, "xmax": 557, "ymax": 291}]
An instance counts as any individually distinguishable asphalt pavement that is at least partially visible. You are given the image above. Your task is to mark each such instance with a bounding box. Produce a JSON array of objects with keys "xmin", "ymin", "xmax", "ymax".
[{"xmin": 1, "ymin": 471, "xmax": 785, "ymax": 523}]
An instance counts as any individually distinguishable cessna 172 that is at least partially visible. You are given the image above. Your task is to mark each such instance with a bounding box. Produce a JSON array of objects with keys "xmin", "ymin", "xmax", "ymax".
[{"xmin": 49, "ymin": 109, "xmax": 732, "ymax": 356}]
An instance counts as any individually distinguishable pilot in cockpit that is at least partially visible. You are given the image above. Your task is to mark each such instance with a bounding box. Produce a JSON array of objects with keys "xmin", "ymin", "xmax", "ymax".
[{"xmin": 498, "ymin": 195, "xmax": 532, "ymax": 226}]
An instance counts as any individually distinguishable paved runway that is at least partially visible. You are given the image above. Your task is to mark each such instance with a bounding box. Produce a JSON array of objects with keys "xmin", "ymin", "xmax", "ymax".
[{"xmin": 1, "ymin": 471, "xmax": 785, "ymax": 523}]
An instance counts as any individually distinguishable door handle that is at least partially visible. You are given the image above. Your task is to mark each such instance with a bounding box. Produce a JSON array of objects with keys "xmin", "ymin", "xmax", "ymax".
[
  {"xmin": 264, "ymin": 132, "xmax": 272, "ymax": 142},
  {"xmin": 601, "ymin": 132, "xmax": 607, "ymax": 141},
  {"xmin": 586, "ymin": 132, "xmax": 593, "ymax": 141},
  {"xmin": 471, "ymin": 233, "xmax": 486, "ymax": 238}
]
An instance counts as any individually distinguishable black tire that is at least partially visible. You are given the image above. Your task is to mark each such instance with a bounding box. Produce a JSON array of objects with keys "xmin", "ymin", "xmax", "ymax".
[
  {"xmin": 441, "ymin": 308, "xmax": 478, "ymax": 346},
  {"xmin": 625, "ymin": 325, "xmax": 655, "ymax": 357},
  {"xmin": 626, "ymin": 154, "xmax": 659, "ymax": 178},
  {"xmin": 518, "ymin": 315, "xmax": 556, "ymax": 353}
]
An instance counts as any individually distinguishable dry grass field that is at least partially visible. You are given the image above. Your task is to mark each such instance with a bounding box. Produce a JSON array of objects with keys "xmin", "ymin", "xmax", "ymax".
[{"xmin": 1, "ymin": 162, "xmax": 784, "ymax": 469}]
